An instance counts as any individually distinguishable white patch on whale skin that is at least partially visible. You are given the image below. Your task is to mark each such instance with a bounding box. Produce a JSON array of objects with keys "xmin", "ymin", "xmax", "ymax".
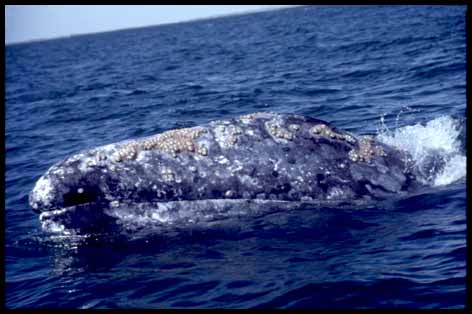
[
  {"xmin": 296, "ymin": 176, "xmax": 305, "ymax": 183},
  {"xmin": 228, "ymin": 159, "xmax": 243, "ymax": 173},
  {"xmin": 31, "ymin": 175, "xmax": 55, "ymax": 208},
  {"xmin": 239, "ymin": 174, "xmax": 260, "ymax": 188},
  {"xmin": 245, "ymin": 129, "xmax": 255, "ymax": 136},
  {"xmin": 216, "ymin": 155, "xmax": 229, "ymax": 165},
  {"xmin": 326, "ymin": 186, "xmax": 345, "ymax": 200},
  {"xmin": 135, "ymin": 150, "xmax": 149, "ymax": 163},
  {"xmin": 151, "ymin": 210, "xmax": 170, "ymax": 223},
  {"xmin": 51, "ymin": 167, "xmax": 65, "ymax": 177}
]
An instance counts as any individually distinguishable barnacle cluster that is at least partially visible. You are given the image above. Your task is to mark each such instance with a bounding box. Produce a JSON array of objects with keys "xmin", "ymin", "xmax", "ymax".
[
  {"xmin": 348, "ymin": 135, "xmax": 386, "ymax": 163},
  {"xmin": 265, "ymin": 120, "xmax": 295, "ymax": 141},
  {"xmin": 239, "ymin": 112, "xmax": 277, "ymax": 124},
  {"xmin": 310, "ymin": 124, "xmax": 356, "ymax": 144},
  {"xmin": 113, "ymin": 141, "xmax": 139, "ymax": 162},
  {"xmin": 196, "ymin": 145, "xmax": 208, "ymax": 156},
  {"xmin": 97, "ymin": 152, "xmax": 107, "ymax": 161},
  {"xmin": 239, "ymin": 112, "xmax": 262, "ymax": 122},
  {"xmin": 214, "ymin": 124, "xmax": 242, "ymax": 148},
  {"xmin": 82, "ymin": 149, "xmax": 107, "ymax": 168},
  {"xmin": 240, "ymin": 113, "xmax": 260, "ymax": 119},
  {"xmin": 113, "ymin": 127, "xmax": 207, "ymax": 162},
  {"xmin": 161, "ymin": 167, "xmax": 175, "ymax": 182}
]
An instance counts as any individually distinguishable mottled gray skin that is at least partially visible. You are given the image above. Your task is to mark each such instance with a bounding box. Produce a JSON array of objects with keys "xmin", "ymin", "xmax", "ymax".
[{"xmin": 30, "ymin": 112, "xmax": 420, "ymax": 214}]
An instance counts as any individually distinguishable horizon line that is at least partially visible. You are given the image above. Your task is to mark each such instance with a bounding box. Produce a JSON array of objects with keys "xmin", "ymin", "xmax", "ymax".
[{"xmin": 5, "ymin": 5, "xmax": 302, "ymax": 46}]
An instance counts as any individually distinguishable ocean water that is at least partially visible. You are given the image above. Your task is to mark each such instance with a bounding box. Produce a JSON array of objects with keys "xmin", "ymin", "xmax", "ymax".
[{"xmin": 5, "ymin": 5, "xmax": 467, "ymax": 309}]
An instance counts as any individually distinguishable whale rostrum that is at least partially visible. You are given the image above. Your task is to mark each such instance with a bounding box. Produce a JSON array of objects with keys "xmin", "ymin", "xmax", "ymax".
[{"xmin": 30, "ymin": 112, "xmax": 422, "ymax": 215}]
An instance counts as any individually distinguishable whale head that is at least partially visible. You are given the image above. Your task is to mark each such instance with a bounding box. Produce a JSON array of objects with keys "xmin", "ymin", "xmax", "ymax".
[{"xmin": 29, "ymin": 157, "xmax": 106, "ymax": 213}]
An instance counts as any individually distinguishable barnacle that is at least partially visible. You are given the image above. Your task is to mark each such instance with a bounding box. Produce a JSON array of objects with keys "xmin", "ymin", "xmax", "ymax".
[
  {"xmin": 197, "ymin": 145, "xmax": 208, "ymax": 156},
  {"xmin": 114, "ymin": 127, "xmax": 207, "ymax": 161},
  {"xmin": 161, "ymin": 168, "xmax": 175, "ymax": 182},
  {"xmin": 348, "ymin": 136, "xmax": 387, "ymax": 163},
  {"xmin": 310, "ymin": 124, "xmax": 358, "ymax": 145},
  {"xmin": 265, "ymin": 121, "xmax": 294, "ymax": 141}
]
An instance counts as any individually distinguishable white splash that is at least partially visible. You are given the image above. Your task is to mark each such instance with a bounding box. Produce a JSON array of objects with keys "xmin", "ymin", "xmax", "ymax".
[
  {"xmin": 433, "ymin": 154, "xmax": 467, "ymax": 186},
  {"xmin": 40, "ymin": 217, "xmax": 71, "ymax": 235},
  {"xmin": 376, "ymin": 115, "xmax": 466, "ymax": 186}
]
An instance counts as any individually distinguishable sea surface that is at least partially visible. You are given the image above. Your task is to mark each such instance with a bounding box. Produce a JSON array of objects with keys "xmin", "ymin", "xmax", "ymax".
[{"xmin": 5, "ymin": 5, "xmax": 467, "ymax": 309}]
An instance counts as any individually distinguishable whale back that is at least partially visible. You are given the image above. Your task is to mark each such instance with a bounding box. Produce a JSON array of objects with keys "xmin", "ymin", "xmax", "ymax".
[{"xmin": 30, "ymin": 113, "xmax": 420, "ymax": 221}]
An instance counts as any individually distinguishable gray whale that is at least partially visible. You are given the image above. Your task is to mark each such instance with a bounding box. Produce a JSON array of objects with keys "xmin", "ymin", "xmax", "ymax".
[{"xmin": 30, "ymin": 112, "xmax": 424, "ymax": 229}]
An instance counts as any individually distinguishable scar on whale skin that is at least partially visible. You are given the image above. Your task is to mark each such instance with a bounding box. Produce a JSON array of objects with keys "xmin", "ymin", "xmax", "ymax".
[{"xmin": 30, "ymin": 112, "xmax": 425, "ymax": 218}]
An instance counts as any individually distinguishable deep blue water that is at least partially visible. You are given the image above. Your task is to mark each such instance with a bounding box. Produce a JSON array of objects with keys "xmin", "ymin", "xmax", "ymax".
[{"xmin": 5, "ymin": 5, "xmax": 467, "ymax": 309}]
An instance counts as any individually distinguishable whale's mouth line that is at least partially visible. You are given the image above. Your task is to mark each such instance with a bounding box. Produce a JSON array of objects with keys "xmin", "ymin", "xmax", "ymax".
[
  {"xmin": 38, "ymin": 197, "xmax": 377, "ymax": 215},
  {"xmin": 35, "ymin": 200, "xmax": 109, "ymax": 214},
  {"xmin": 38, "ymin": 196, "xmax": 388, "ymax": 236}
]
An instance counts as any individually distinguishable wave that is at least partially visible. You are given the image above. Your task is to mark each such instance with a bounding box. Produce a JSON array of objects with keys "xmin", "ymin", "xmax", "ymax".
[{"xmin": 376, "ymin": 113, "xmax": 466, "ymax": 186}]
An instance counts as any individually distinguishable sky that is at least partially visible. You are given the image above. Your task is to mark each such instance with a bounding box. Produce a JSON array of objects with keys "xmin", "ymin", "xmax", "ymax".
[{"xmin": 5, "ymin": 5, "xmax": 295, "ymax": 44}]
